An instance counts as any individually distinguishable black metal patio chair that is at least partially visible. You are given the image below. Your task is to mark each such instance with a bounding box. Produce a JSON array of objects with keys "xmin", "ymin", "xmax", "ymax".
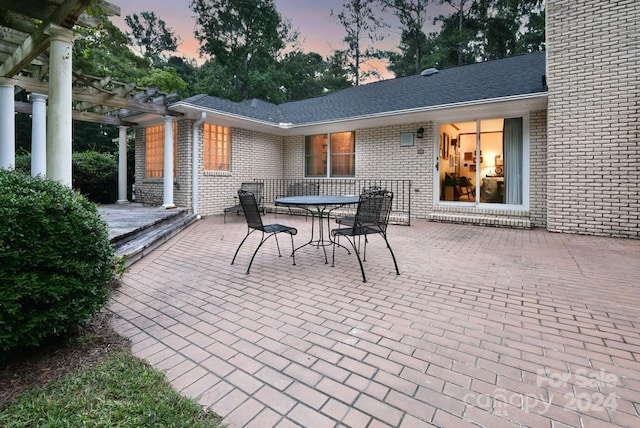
[
  {"xmin": 335, "ymin": 186, "xmax": 383, "ymax": 227},
  {"xmin": 223, "ymin": 182, "xmax": 264, "ymax": 223},
  {"xmin": 331, "ymin": 189, "xmax": 400, "ymax": 283},
  {"xmin": 231, "ymin": 190, "xmax": 298, "ymax": 274}
]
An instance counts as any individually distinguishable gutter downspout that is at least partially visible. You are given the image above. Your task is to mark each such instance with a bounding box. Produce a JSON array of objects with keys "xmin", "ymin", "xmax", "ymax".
[{"xmin": 192, "ymin": 112, "xmax": 206, "ymax": 215}]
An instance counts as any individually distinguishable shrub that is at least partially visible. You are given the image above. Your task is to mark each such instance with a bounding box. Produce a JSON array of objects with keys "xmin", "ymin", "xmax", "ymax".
[
  {"xmin": 0, "ymin": 170, "xmax": 115, "ymax": 354},
  {"xmin": 14, "ymin": 153, "xmax": 31, "ymax": 174},
  {"xmin": 11, "ymin": 151, "xmax": 119, "ymax": 204},
  {"xmin": 72, "ymin": 151, "xmax": 118, "ymax": 204}
]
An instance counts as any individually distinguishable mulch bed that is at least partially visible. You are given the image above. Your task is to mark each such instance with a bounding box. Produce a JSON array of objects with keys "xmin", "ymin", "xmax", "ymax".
[{"xmin": 0, "ymin": 309, "xmax": 131, "ymax": 405}]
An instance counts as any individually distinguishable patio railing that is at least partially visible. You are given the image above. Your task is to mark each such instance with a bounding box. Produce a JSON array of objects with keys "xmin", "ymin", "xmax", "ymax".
[{"xmin": 257, "ymin": 179, "xmax": 412, "ymax": 225}]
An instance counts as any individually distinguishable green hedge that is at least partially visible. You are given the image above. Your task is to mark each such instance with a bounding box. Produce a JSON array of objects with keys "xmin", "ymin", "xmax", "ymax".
[
  {"xmin": 14, "ymin": 151, "xmax": 118, "ymax": 204},
  {"xmin": 72, "ymin": 151, "xmax": 118, "ymax": 204},
  {"xmin": 0, "ymin": 170, "xmax": 115, "ymax": 355}
]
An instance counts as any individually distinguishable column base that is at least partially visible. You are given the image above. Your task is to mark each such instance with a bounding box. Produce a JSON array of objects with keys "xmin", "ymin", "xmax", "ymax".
[
  {"xmin": 116, "ymin": 199, "xmax": 130, "ymax": 205},
  {"xmin": 163, "ymin": 204, "xmax": 177, "ymax": 209}
]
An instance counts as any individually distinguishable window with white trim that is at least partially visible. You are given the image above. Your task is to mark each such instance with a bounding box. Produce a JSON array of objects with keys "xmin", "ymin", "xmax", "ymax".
[{"xmin": 305, "ymin": 131, "xmax": 355, "ymax": 177}]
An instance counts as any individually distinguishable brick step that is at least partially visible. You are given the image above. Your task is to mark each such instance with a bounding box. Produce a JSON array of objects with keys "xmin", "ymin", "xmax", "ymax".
[{"xmin": 427, "ymin": 211, "xmax": 532, "ymax": 229}]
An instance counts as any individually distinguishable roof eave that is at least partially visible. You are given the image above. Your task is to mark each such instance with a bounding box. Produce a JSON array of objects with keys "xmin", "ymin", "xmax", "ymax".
[{"xmin": 169, "ymin": 92, "xmax": 548, "ymax": 135}]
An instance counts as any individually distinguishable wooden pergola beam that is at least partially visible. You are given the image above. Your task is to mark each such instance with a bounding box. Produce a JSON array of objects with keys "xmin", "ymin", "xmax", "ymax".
[
  {"xmin": 1, "ymin": 1, "xmax": 175, "ymax": 127},
  {"xmin": 13, "ymin": 76, "xmax": 180, "ymax": 117},
  {"xmin": 16, "ymin": 100, "xmax": 137, "ymax": 126},
  {"xmin": 0, "ymin": 0, "xmax": 98, "ymax": 77}
]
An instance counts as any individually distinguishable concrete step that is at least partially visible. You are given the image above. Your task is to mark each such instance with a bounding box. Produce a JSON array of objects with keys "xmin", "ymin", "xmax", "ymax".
[{"xmin": 112, "ymin": 210, "xmax": 198, "ymax": 266}]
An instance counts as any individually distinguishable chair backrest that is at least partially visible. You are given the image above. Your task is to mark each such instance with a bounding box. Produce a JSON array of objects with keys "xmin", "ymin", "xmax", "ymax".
[
  {"xmin": 361, "ymin": 185, "xmax": 383, "ymax": 195},
  {"xmin": 241, "ymin": 182, "xmax": 264, "ymax": 207},
  {"xmin": 238, "ymin": 190, "xmax": 264, "ymax": 230},
  {"xmin": 288, "ymin": 182, "xmax": 320, "ymax": 197},
  {"xmin": 353, "ymin": 189, "xmax": 393, "ymax": 234}
]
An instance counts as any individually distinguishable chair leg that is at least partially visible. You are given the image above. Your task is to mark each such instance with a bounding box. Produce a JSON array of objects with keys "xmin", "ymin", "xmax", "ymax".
[
  {"xmin": 289, "ymin": 234, "xmax": 296, "ymax": 266},
  {"xmin": 349, "ymin": 237, "xmax": 368, "ymax": 283},
  {"xmin": 231, "ymin": 229, "xmax": 255, "ymax": 265},
  {"xmin": 336, "ymin": 236, "xmax": 367, "ymax": 283},
  {"xmin": 273, "ymin": 233, "xmax": 282, "ymax": 257},
  {"xmin": 382, "ymin": 234, "xmax": 400, "ymax": 276},
  {"xmin": 246, "ymin": 232, "xmax": 269, "ymax": 274},
  {"xmin": 331, "ymin": 235, "xmax": 336, "ymax": 267}
]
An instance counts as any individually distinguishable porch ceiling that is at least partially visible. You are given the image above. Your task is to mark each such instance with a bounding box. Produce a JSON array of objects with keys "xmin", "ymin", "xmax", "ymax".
[{"xmin": 0, "ymin": 0, "xmax": 179, "ymax": 126}]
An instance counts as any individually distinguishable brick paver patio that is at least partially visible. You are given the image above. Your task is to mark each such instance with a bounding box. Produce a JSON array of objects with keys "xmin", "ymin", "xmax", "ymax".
[{"xmin": 108, "ymin": 214, "xmax": 640, "ymax": 427}]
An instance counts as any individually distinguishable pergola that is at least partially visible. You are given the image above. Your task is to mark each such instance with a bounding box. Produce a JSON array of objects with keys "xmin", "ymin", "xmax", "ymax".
[{"xmin": 0, "ymin": 0, "xmax": 180, "ymax": 205}]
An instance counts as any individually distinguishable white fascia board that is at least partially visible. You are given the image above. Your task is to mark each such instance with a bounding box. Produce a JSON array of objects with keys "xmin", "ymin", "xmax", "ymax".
[{"xmin": 168, "ymin": 102, "xmax": 284, "ymax": 134}]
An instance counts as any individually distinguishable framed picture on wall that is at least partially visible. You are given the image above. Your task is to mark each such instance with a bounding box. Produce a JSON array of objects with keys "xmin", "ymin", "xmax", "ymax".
[{"xmin": 443, "ymin": 133, "xmax": 450, "ymax": 159}]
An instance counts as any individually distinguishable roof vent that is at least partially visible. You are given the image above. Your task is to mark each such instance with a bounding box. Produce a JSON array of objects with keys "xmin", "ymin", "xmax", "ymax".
[{"xmin": 420, "ymin": 68, "xmax": 439, "ymax": 76}]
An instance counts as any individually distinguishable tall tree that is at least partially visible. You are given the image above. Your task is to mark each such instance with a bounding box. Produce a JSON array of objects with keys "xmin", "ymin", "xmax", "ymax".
[
  {"xmin": 71, "ymin": 14, "xmax": 150, "ymax": 155},
  {"xmin": 166, "ymin": 56, "xmax": 199, "ymax": 97},
  {"xmin": 427, "ymin": 0, "xmax": 478, "ymax": 67},
  {"xmin": 280, "ymin": 52, "xmax": 328, "ymax": 101},
  {"xmin": 379, "ymin": 0, "xmax": 431, "ymax": 76},
  {"xmin": 410, "ymin": 0, "xmax": 545, "ymax": 71},
  {"xmin": 73, "ymin": 15, "xmax": 149, "ymax": 82},
  {"xmin": 124, "ymin": 11, "xmax": 179, "ymax": 64},
  {"xmin": 322, "ymin": 51, "xmax": 355, "ymax": 93},
  {"xmin": 439, "ymin": 0, "xmax": 476, "ymax": 65},
  {"xmin": 332, "ymin": 0, "xmax": 388, "ymax": 86},
  {"xmin": 190, "ymin": 0, "xmax": 297, "ymax": 101},
  {"xmin": 440, "ymin": 0, "xmax": 545, "ymax": 62}
]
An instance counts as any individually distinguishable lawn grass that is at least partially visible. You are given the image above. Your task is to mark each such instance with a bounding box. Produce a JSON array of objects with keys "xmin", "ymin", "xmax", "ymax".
[{"xmin": 0, "ymin": 351, "xmax": 223, "ymax": 428}]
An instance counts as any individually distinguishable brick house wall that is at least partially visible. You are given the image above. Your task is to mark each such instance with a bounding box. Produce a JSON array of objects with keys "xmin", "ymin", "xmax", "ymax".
[
  {"xmin": 197, "ymin": 127, "xmax": 284, "ymax": 216},
  {"xmin": 134, "ymin": 122, "xmax": 163, "ymax": 206},
  {"xmin": 138, "ymin": 113, "xmax": 546, "ymax": 223},
  {"xmin": 135, "ymin": 120, "xmax": 285, "ymax": 216},
  {"xmin": 356, "ymin": 122, "xmax": 433, "ymax": 218},
  {"xmin": 546, "ymin": 0, "xmax": 640, "ymax": 238},
  {"xmin": 529, "ymin": 110, "xmax": 548, "ymax": 228},
  {"xmin": 133, "ymin": 119, "xmax": 193, "ymax": 208},
  {"xmin": 174, "ymin": 119, "xmax": 192, "ymax": 208},
  {"xmin": 282, "ymin": 123, "xmax": 431, "ymax": 218}
]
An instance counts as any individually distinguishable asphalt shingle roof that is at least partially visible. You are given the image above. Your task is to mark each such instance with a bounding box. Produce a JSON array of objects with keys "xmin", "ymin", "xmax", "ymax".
[{"xmin": 179, "ymin": 52, "xmax": 546, "ymax": 126}]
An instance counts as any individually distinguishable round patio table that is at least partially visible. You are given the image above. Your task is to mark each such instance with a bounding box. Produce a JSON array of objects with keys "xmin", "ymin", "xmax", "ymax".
[{"xmin": 275, "ymin": 195, "xmax": 359, "ymax": 263}]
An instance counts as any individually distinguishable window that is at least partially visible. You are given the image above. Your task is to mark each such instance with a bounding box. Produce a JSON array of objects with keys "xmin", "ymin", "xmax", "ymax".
[
  {"xmin": 145, "ymin": 123, "xmax": 177, "ymax": 178},
  {"xmin": 305, "ymin": 132, "xmax": 355, "ymax": 177},
  {"xmin": 203, "ymin": 123, "xmax": 230, "ymax": 171},
  {"xmin": 438, "ymin": 117, "xmax": 525, "ymax": 205}
]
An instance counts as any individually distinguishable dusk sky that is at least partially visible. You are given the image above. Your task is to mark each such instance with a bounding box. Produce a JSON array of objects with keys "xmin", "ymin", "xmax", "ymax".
[{"xmin": 111, "ymin": 1, "xmax": 451, "ymax": 79}]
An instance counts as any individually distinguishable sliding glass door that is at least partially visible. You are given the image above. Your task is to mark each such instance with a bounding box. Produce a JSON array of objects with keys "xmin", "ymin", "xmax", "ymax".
[{"xmin": 438, "ymin": 117, "xmax": 524, "ymax": 205}]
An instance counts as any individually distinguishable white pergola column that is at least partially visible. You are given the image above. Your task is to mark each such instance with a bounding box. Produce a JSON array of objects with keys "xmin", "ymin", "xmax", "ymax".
[
  {"xmin": 29, "ymin": 93, "xmax": 48, "ymax": 177},
  {"xmin": 44, "ymin": 25, "xmax": 74, "ymax": 186},
  {"xmin": 116, "ymin": 125, "xmax": 129, "ymax": 204},
  {"xmin": 162, "ymin": 115, "xmax": 176, "ymax": 209},
  {"xmin": 0, "ymin": 79, "xmax": 15, "ymax": 170}
]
